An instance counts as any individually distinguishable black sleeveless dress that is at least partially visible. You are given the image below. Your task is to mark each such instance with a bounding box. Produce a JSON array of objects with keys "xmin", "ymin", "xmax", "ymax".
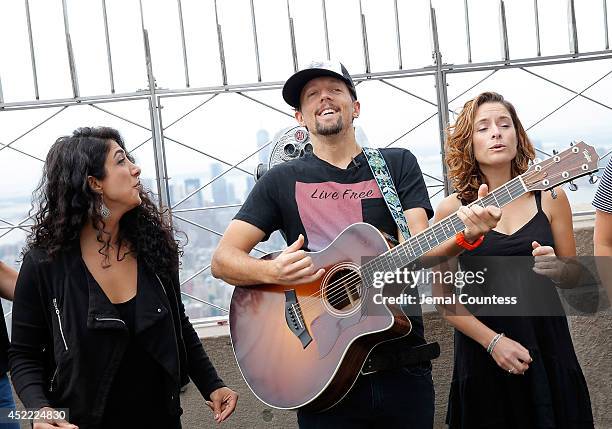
[{"xmin": 446, "ymin": 192, "xmax": 594, "ymax": 429}]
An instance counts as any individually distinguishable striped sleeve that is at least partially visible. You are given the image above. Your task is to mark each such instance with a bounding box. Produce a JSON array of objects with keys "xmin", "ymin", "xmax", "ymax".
[{"xmin": 593, "ymin": 158, "xmax": 612, "ymax": 213}]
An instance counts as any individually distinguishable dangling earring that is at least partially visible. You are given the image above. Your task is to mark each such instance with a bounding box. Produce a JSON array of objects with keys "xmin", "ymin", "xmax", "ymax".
[{"xmin": 99, "ymin": 197, "xmax": 111, "ymax": 219}]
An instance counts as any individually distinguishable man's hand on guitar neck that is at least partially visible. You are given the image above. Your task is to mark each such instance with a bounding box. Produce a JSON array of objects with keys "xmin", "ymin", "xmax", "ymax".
[
  {"xmin": 456, "ymin": 184, "xmax": 502, "ymax": 243},
  {"xmin": 269, "ymin": 234, "xmax": 325, "ymax": 285}
]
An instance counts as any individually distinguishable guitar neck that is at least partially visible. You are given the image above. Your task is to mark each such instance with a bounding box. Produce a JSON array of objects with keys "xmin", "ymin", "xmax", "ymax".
[{"xmin": 364, "ymin": 175, "xmax": 527, "ymax": 277}]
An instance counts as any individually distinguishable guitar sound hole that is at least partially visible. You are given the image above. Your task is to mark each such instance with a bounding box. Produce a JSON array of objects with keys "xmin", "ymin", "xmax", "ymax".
[{"xmin": 325, "ymin": 267, "xmax": 362, "ymax": 312}]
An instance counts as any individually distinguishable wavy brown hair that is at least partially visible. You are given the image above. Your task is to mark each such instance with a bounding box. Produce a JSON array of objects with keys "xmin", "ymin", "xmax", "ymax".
[
  {"xmin": 445, "ymin": 92, "xmax": 535, "ymax": 203},
  {"xmin": 25, "ymin": 127, "xmax": 182, "ymax": 281}
]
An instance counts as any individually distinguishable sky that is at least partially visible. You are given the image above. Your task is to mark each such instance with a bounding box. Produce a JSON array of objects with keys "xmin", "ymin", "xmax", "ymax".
[{"xmin": 1, "ymin": 0, "xmax": 612, "ymax": 247}]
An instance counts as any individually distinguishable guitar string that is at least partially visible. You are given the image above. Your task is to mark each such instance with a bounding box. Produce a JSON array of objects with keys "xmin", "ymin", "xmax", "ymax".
[
  {"xmin": 309, "ymin": 160, "xmax": 589, "ymax": 312},
  {"xmin": 293, "ymin": 160, "xmax": 590, "ymax": 314},
  {"xmin": 296, "ymin": 173, "xmax": 532, "ymax": 312},
  {"xmin": 297, "ymin": 179, "xmax": 530, "ymax": 313},
  {"xmin": 296, "ymin": 165, "xmax": 574, "ymax": 314}
]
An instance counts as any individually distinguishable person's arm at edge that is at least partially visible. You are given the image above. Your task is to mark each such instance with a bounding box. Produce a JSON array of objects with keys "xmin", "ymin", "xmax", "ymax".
[
  {"xmin": 0, "ymin": 260, "xmax": 17, "ymax": 301},
  {"xmin": 594, "ymin": 209, "xmax": 612, "ymax": 257},
  {"xmin": 594, "ymin": 208, "xmax": 612, "ymax": 299}
]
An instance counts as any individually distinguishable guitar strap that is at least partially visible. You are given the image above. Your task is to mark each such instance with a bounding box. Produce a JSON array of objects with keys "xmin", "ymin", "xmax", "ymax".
[{"xmin": 362, "ymin": 147, "xmax": 411, "ymax": 242}]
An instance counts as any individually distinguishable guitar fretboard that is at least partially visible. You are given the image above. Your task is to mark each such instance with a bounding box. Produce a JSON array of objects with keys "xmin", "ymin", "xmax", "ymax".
[{"xmin": 362, "ymin": 176, "xmax": 527, "ymax": 282}]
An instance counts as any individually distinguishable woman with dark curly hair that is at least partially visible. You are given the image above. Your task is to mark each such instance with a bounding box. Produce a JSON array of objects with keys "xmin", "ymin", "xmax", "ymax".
[
  {"xmin": 9, "ymin": 127, "xmax": 238, "ymax": 429},
  {"xmin": 434, "ymin": 92, "xmax": 593, "ymax": 428}
]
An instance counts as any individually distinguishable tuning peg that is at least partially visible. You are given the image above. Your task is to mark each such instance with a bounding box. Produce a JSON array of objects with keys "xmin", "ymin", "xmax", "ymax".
[
  {"xmin": 589, "ymin": 174, "xmax": 599, "ymax": 185},
  {"xmin": 552, "ymin": 149, "xmax": 559, "ymax": 155},
  {"xmin": 568, "ymin": 181, "xmax": 578, "ymax": 191},
  {"xmin": 570, "ymin": 141, "xmax": 575, "ymax": 146},
  {"xmin": 549, "ymin": 188, "xmax": 558, "ymax": 199}
]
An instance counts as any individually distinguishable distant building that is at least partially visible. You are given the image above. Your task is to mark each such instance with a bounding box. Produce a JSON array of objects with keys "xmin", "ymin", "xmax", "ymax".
[
  {"xmin": 168, "ymin": 183, "xmax": 184, "ymax": 206},
  {"xmin": 210, "ymin": 163, "xmax": 228, "ymax": 204},
  {"xmin": 244, "ymin": 176, "xmax": 255, "ymax": 200},
  {"xmin": 227, "ymin": 183, "xmax": 236, "ymax": 204},
  {"xmin": 256, "ymin": 129, "xmax": 270, "ymax": 165},
  {"xmin": 184, "ymin": 178, "xmax": 203, "ymax": 208}
]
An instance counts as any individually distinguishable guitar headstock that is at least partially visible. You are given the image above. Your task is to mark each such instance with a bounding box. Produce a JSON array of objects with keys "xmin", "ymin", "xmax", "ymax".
[{"xmin": 522, "ymin": 141, "xmax": 600, "ymax": 192}]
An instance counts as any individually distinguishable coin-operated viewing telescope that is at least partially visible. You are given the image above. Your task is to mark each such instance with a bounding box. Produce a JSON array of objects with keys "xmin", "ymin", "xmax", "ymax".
[{"xmin": 254, "ymin": 126, "xmax": 312, "ymax": 181}]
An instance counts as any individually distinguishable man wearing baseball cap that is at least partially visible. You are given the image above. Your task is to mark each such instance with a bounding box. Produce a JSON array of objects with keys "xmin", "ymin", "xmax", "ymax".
[{"xmin": 212, "ymin": 60, "xmax": 500, "ymax": 427}]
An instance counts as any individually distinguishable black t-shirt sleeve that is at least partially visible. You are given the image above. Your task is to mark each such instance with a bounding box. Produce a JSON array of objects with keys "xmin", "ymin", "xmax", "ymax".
[
  {"xmin": 390, "ymin": 149, "xmax": 434, "ymax": 219},
  {"xmin": 234, "ymin": 167, "xmax": 283, "ymax": 241}
]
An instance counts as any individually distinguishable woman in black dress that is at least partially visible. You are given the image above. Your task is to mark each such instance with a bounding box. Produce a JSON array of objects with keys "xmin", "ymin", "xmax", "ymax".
[
  {"xmin": 434, "ymin": 92, "xmax": 593, "ymax": 428},
  {"xmin": 9, "ymin": 127, "xmax": 238, "ymax": 429}
]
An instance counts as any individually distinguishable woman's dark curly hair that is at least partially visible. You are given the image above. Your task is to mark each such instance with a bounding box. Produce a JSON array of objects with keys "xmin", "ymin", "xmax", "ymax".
[
  {"xmin": 445, "ymin": 92, "xmax": 535, "ymax": 203},
  {"xmin": 25, "ymin": 127, "xmax": 182, "ymax": 279}
]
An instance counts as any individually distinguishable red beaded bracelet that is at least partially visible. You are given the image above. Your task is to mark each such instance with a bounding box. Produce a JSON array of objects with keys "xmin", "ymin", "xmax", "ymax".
[{"xmin": 455, "ymin": 231, "xmax": 484, "ymax": 250}]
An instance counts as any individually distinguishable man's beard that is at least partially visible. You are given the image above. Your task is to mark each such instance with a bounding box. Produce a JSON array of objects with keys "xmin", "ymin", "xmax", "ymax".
[{"xmin": 315, "ymin": 115, "xmax": 344, "ymax": 136}]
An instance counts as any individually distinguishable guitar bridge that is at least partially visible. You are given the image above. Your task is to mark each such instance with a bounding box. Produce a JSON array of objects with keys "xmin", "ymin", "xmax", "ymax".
[{"xmin": 284, "ymin": 290, "xmax": 312, "ymax": 349}]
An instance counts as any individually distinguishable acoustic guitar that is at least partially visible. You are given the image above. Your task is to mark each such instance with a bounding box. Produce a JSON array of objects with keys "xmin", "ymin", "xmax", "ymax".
[{"xmin": 229, "ymin": 142, "xmax": 599, "ymax": 411}]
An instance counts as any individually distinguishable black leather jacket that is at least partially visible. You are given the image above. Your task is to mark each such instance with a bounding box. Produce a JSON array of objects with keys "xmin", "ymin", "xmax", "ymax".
[{"xmin": 9, "ymin": 246, "xmax": 225, "ymax": 428}]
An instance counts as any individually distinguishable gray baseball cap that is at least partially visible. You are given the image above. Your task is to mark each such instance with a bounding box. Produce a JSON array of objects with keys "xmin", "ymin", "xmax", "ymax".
[{"xmin": 282, "ymin": 60, "xmax": 357, "ymax": 109}]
